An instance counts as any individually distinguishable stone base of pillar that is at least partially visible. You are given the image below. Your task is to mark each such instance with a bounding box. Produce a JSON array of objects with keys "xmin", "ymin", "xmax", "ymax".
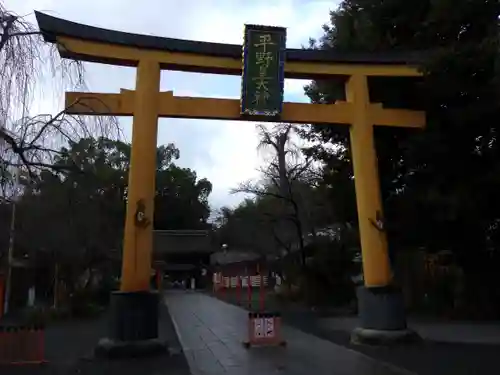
[
  {"xmin": 95, "ymin": 291, "xmax": 168, "ymax": 359},
  {"xmin": 350, "ymin": 286, "xmax": 421, "ymax": 346}
]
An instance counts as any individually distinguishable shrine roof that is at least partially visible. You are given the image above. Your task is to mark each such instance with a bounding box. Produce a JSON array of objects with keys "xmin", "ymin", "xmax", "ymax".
[
  {"xmin": 153, "ymin": 230, "xmax": 214, "ymax": 254},
  {"xmin": 35, "ymin": 12, "xmax": 424, "ymax": 67}
]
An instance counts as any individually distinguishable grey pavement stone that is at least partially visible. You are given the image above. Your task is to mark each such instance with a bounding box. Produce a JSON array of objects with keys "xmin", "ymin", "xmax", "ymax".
[{"xmin": 165, "ymin": 291, "xmax": 413, "ymax": 375}]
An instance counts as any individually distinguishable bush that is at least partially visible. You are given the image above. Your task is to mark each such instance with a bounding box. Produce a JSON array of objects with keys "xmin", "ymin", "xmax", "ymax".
[
  {"xmin": 69, "ymin": 288, "xmax": 105, "ymax": 319},
  {"xmin": 300, "ymin": 242, "xmax": 356, "ymax": 307},
  {"xmin": 22, "ymin": 306, "xmax": 48, "ymax": 326},
  {"xmin": 273, "ymin": 284, "xmax": 301, "ymax": 303},
  {"xmin": 22, "ymin": 306, "xmax": 71, "ymax": 326}
]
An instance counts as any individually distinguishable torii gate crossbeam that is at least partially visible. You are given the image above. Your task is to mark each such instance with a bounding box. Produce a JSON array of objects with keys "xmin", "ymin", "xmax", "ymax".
[{"xmin": 35, "ymin": 11, "xmax": 426, "ymax": 355}]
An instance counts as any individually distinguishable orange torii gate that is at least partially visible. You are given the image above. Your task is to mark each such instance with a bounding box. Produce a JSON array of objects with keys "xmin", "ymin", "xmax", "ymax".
[{"xmin": 36, "ymin": 12, "xmax": 425, "ymax": 355}]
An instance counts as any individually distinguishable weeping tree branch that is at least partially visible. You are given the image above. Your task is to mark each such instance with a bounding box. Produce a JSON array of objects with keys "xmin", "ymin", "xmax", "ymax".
[
  {"xmin": 0, "ymin": 96, "xmax": 119, "ymax": 182},
  {"xmin": 0, "ymin": 4, "xmax": 120, "ymax": 196}
]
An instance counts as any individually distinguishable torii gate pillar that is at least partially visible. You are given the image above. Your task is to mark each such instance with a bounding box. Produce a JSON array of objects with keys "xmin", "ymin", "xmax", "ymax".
[
  {"xmin": 95, "ymin": 59, "xmax": 166, "ymax": 358},
  {"xmin": 34, "ymin": 12, "xmax": 426, "ymax": 353},
  {"xmin": 347, "ymin": 74, "xmax": 419, "ymax": 345}
]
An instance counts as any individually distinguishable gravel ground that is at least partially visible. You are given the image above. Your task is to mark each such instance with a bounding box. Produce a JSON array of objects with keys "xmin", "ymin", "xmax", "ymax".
[
  {"xmin": 0, "ymin": 304, "xmax": 191, "ymax": 375},
  {"xmin": 283, "ymin": 310, "xmax": 499, "ymax": 375}
]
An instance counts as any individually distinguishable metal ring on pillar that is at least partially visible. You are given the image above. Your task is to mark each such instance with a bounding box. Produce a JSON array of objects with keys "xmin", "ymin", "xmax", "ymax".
[{"xmin": 134, "ymin": 199, "xmax": 150, "ymax": 228}]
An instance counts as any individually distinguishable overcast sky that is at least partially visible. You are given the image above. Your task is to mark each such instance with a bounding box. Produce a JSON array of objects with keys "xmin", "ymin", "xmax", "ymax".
[{"xmin": 7, "ymin": 0, "xmax": 338, "ymax": 210}]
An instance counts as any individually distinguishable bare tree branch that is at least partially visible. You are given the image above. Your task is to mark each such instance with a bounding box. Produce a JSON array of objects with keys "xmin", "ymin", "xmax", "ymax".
[
  {"xmin": 5, "ymin": 31, "xmax": 40, "ymax": 39},
  {"xmin": 232, "ymin": 123, "xmax": 326, "ymax": 268},
  {"xmin": 230, "ymin": 180, "xmax": 291, "ymax": 203},
  {"xmin": 0, "ymin": 4, "xmax": 120, "ymax": 198}
]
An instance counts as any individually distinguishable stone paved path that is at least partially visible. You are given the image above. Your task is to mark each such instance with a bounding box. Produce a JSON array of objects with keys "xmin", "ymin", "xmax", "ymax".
[{"xmin": 165, "ymin": 291, "xmax": 414, "ymax": 375}]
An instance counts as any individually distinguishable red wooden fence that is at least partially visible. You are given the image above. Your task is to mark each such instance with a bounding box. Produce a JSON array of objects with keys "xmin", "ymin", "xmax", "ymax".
[{"xmin": 0, "ymin": 325, "xmax": 46, "ymax": 365}]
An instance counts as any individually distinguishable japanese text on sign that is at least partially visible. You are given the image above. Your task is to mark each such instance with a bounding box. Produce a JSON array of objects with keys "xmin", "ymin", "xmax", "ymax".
[
  {"xmin": 240, "ymin": 25, "xmax": 286, "ymax": 118},
  {"xmin": 252, "ymin": 317, "xmax": 275, "ymax": 338},
  {"xmin": 253, "ymin": 34, "xmax": 274, "ymax": 106}
]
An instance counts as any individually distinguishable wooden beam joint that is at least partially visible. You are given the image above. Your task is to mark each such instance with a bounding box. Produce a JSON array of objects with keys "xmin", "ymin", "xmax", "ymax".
[{"xmin": 65, "ymin": 90, "xmax": 425, "ymax": 129}]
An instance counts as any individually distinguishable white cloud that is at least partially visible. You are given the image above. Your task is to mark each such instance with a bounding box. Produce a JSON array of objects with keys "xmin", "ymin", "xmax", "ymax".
[{"xmin": 4, "ymin": 0, "xmax": 337, "ymax": 210}]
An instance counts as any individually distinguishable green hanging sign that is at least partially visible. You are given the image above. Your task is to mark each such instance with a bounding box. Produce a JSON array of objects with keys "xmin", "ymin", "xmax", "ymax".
[{"xmin": 240, "ymin": 24, "xmax": 286, "ymax": 119}]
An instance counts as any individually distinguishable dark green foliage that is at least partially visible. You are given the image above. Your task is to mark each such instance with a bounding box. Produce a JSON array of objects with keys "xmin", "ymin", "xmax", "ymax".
[
  {"xmin": 0, "ymin": 137, "xmax": 212, "ymax": 309},
  {"xmin": 12, "ymin": 136, "xmax": 212, "ymax": 256},
  {"xmin": 68, "ymin": 289, "xmax": 105, "ymax": 319},
  {"xmin": 301, "ymin": 0, "xmax": 500, "ymax": 316},
  {"xmin": 300, "ymin": 241, "xmax": 357, "ymax": 307},
  {"xmin": 21, "ymin": 306, "xmax": 70, "ymax": 326}
]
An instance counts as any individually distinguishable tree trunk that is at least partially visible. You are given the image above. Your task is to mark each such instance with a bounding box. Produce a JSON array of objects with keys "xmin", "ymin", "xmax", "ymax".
[{"xmin": 276, "ymin": 132, "xmax": 307, "ymax": 268}]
